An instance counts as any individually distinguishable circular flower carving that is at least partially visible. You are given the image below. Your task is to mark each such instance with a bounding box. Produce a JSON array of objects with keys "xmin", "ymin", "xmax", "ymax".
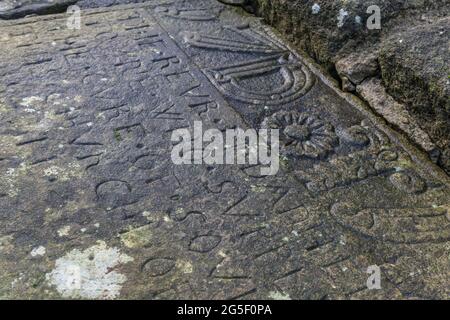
[{"xmin": 262, "ymin": 111, "xmax": 338, "ymax": 159}]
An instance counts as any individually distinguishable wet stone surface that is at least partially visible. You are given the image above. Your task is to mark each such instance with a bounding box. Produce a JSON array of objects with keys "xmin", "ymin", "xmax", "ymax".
[{"xmin": 0, "ymin": 0, "xmax": 449, "ymax": 299}]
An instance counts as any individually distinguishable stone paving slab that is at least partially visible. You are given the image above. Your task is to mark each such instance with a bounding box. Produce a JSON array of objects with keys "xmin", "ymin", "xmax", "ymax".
[
  {"xmin": 0, "ymin": 0, "xmax": 154, "ymax": 19},
  {"xmin": 0, "ymin": 0, "xmax": 449, "ymax": 299},
  {"xmin": 0, "ymin": 0, "xmax": 77, "ymax": 19}
]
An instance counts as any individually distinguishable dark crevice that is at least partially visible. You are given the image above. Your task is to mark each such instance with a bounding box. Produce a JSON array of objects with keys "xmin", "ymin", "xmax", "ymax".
[{"xmin": 327, "ymin": 64, "xmax": 342, "ymax": 87}]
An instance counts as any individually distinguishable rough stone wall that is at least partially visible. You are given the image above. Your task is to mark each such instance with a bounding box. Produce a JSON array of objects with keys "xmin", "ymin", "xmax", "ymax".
[
  {"xmin": 247, "ymin": 0, "xmax": 450, "ymax": 174},
  {"xmin": 379, "ymin": 18, "xmax": 450, "ymax": 170}
]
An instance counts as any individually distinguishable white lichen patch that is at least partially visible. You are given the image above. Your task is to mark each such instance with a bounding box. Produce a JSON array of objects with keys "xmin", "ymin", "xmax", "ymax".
[
  {"xmin": 11, "ymin": 273, "xmax": 25, "ymax": 289},
  {"xmin": 19, "ymin": 96, "xmax": 44, "ymax": 108},
  {"xmin": 142, "ymin": 211, "xmax": 153, "ymax": 221},
  {"xmin": 2, "ymin": 163, "xmax": 28, "ymax": 198},
  {"xmin": 176, "ymin": 260, "xmax": 193, "ymax": 274},
  {"xmin": 217, "ymin": 250, "xmax": 228, "ymax": 258},
  {"xmin": 43, "ymin": 163, "xmax": 82, "ymax": 181},
  {"xmin": 0, "ymin": 101, "xmax": 10, "ymax": 113},
  {"xmin": 46, "ymin": 241, "xmax": 133, "ymax": 299},
  {"xmin": 0, "ymin": 235, "xmax": 14, "ymax": 253},
  {"xmin": 32, "ymin": 111, "xmax": 64, "ymax": 131},
  {"xmin": 31, "ymin": 246, "xmax": 46, "ymax": 257},
  {"xmin": 268, "ymin": 291, "xmax": 291, "ymax": 300},
  {"xmin": 47, "ymin": 93, "xmax": 62, "ymax": 105},
  {"xmin": 47, "ymin": 94, "xmax": 83, "ymax": 109},
  {"xmin": 57, "ymin": 226, "xmax": 71, "ymax": 237},
  {"xmin": 251, "ymin": 185, "xmax": 267, "ymax": 193},
  {"xmin": 44, "ymin": 166, "xmax": 60, "ymax": 177}
]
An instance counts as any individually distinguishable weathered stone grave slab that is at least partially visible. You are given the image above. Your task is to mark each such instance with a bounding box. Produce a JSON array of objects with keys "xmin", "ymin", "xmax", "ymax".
[
  {"xmin": 0, "ymin": 0, "xmax": 449, "ymax": 299},
  {"xmin": 0, "ymin": 0, "xmax": 77, "ymax": 19}
]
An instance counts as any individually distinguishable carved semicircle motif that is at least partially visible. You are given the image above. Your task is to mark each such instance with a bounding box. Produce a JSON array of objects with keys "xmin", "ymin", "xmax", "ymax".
[
  {"xmin": 181, "ymin": 25, "xmax": 315, "ymax": 104},
  {"xmin": 206, "ymin": 54, "xmax": 315, "ymax": 105}
]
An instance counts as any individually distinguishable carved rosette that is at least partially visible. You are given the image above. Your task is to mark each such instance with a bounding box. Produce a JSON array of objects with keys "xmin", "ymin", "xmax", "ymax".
[{"xmin": 262, "ymin": 111, "xmax": 338, "ymax": 159}]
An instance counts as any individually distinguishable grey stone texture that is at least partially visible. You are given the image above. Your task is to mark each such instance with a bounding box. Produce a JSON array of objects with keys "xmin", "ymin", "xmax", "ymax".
[
  {"xmin": 0, "ymin": 0, "xmax": 449, "ymax": 299},
  {"xmin": 0, "ymin": 0, "xmax": 77, "ymax": 19}
]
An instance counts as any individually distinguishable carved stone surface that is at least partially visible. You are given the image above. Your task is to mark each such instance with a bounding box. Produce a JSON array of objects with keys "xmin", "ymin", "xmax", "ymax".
[
  {"xmin": 0, "ymin": 0, "xmax": 77, "ymax": 19},
  {"xmin": 0, "ymin": 0, "xmax": 449, "ymax": 299}
]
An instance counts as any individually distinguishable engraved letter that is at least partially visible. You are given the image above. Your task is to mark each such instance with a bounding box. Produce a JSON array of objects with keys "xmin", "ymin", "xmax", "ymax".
[{"xmin": 171, "ymin": 129, "xmax": 192, "ymax": 165}]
